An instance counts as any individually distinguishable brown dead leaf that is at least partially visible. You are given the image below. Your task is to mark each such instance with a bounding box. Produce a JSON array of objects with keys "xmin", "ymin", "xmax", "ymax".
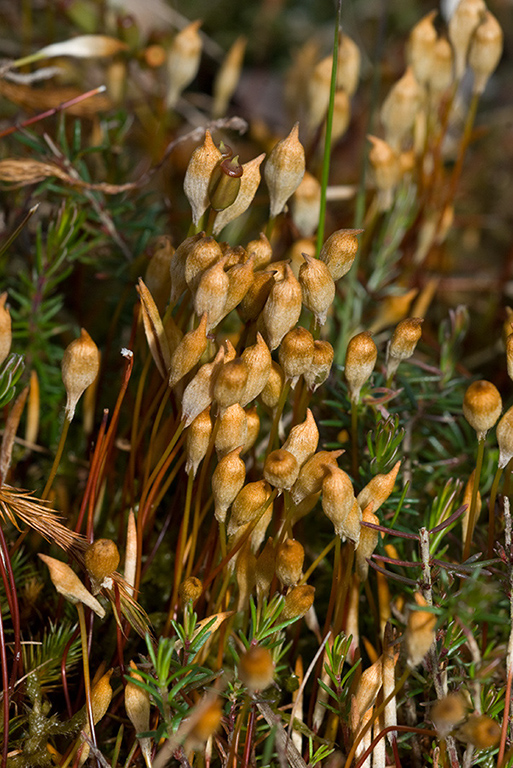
[
  {"xmin": 0, "ymin": 158, "xmax": 137, "ymax": 194},
  {"xmin": 0, "ymin": 80, "xmax": 112, "ymax": 116}
]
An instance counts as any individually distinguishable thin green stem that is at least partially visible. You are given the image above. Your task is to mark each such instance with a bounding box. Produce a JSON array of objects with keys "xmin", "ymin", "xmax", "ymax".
[
  {"xmin": 265, "ymin": 216, "xmax": 276, "ymax": 241},
  {"xmin": 76, "ymin": 603, "xmax": 97, "ymax": 755},
  {"xmin": 462, "ymin": 437, "xmax": 485, "ymax": 561},
  {"xmin": 300, "ymin": 538, "xmax": 336, "ymax": 585},
  {"xmin": 315, "ymin": 0, "xmax": 342, "ymax": 258},
  {"xmin": 42, "ymin": 415, "xmax": 71, "ymax": 500}
]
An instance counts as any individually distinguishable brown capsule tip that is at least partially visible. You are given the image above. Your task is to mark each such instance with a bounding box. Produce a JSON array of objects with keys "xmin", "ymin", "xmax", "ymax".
[
  {"xmin": 264, "ymin": 448, "xmax": 299, "ymax": 491},
  {"xmin": 275, "ymin": 538, "xmax": 305, "ymax": 587},
  {"xmin": 463, "ymin": 379, "xmax": 502, "ymax": 440},
  {"xmin": 238, "ymin": 645, "xmax": 275, "ymax": 692},
  {"xmin": 282, "ymin": 584, "xmax": 315, "ymax": 621},
  {"xmin": 456, "ymin": 713, "xmax": 501, "ymax": 749},
  {"xmin": 179, "ymin": 576, "xmax": 203, "ymax": 604},
  {"xmin": 84, "ymin": 539, "xmax": 120, "ymax": 582}
]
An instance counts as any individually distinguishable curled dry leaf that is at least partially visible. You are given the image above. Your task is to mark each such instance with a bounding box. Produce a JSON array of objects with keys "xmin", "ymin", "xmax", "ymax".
[{"xmin": 137, "ymin": 278, "xmax": 171, "ymax": 378}]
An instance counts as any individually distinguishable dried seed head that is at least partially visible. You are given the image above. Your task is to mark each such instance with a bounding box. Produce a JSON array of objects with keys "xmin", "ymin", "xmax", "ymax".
[
  {"xmin": 299, "ymin": 253, "xmax": 336, "ymax": 326},
  {"xmin": 264, "ymin": 448, "xmax": 299, "ymax": 491},
  {"xmin": 182, "ymin": 346, "xmax": 223, "ymax": 427},
  {"xmin": 220, "ymin": 242, "xmax": 246, "ymax": 267},
  {"xmin": 431, "ymin": 693, "xmax": 467, "ymax": 737},
  {"xmin": 496, "ymin": 405, "xmax": 513, "ymax": 468},
  {"xmin": 214, "ymin": 358, "xmax": 248, "ymax": 409},
  {"xmin": 166, "ymin": 20, "xmax": 202, "ymax": 108},
  {"xmin": 213, "ymin": 154, "xmax": 265, "ymax": 236},
  {"xmin": 429, "ymin": 37, "xmax": 454, "ymax": 94},
  {"xmin": 469, "ymin": 11, "xmax": 503, "ymax": 95},
  {"xmin": 338, "ymin": 33, "xmax": 361, "ymax": 96},
  {"xmin": 169, "ymin": 233, "xmax": 203, "ymax": 304},
  {"xmin": 243, "ymin": 406, "xmax": 260, "ymax": 454},
  {"xmin": 322, "ymin": 466, "xmax": 359, "ymax": 542},
  {"xmin": 85, "ymin": 539, "xmax": 120, "ymax": 586},
  {"xmin": 239, "ymin": 645, "xmax": 275, "ymax": 692},
  {"xmin": 282, "ymin": 584, "xmax": 315, "ymax": 620},
  {"xmin": 368, "ymin": 135, "xmax": 401, "ymax": 212},
  {"xmin": 247, "ymin": 232, "xmax": 273, "ymax": 270},
  {"xmin": 230, "ymin": 480, "xmax": 272, "ymax": 534},
  {"xmin": 386, "ymin": 317, "xmax": 423, "ymax": 379},
  {"xmin": 304, "ymin": 340, "xmax": 334, "ymax": 392},
  {"xmin": 355, "ymin": 660, "xmax": 383, "ymax": 723},
  {"xmin": 62, "ymin": 329, "xmax": 100, "ymax": 422},
  {"xmin": 265, "ymin": 123, "xmax": 306, "ymax": 219},
  {"xmin": 0, "ymin": 293, "xmax": 12, "ymax": 367},
  {"xmin": 463, "ymin": 379, "xmax": 502, "ymax": 441},
  {"xmin": 276, "ymin": 538, "xmax": 304, "ymax": 587},
  {"xmin": 188, "ymin": 698, "xmax": 224, "ymax": 745},
  {"xmin": 355, "ymin": 507, "xmax": 379, "ymax": 580},
  {"xmin": 408, "ymin": 10, "xmax": 438, "ymax": 86},
  {"xmin": 320, "ymin": 228, "xmax": 363, "ymax": 281},
  {"xmin": 291, "ymin": 171, "xmax": 321, "ymax": 237},
  {"xmin": 262, "ymin": 264, "xmax": 302, "ymax": 351},
  {"xmin": 345, "ymin": 332, "xmax": 378, "ymax": 403},
  {"xmin": 449, "ymin": 0, "xmax": 486, "ymax": 80},
  {"xmin": 291, "ymin": 449, "xmax": 343, "ymax": 504},
  {"xmin": 282, "ymin": 409, "xmax": 319, "ymax": 469},
  {"xmin": 168, "ymin": 313, "xmax": 208, "ymax": 388},
  {"xmin": 260, "ymin": 361, "xmax": 285, "ymax": 409},
  {"xmin": 256, "ymin": 537, "xmax": 275, "ymax": 599},
  {"xmin": 329, "ymin": 89, "xmax": 351, "ymax": 147},
  {"xmin": 357, "ymin": 460, "xmax": 401, "ymax": 514},
  {"xmin": 79, "ymin": 670, "xmax": 114, "ymax": 765},
  {"xmin": 405, "ymin": 592, "xmax": 437, "ymax": 667},
  {"xmin": 241, "ymin": 332, "xmax": 272, "ymax": 407},
  {"xmin": 306, "ymin": 56, "xmax": 332, "ymax": 131},
  {"xmin": 215, "ymin": 403, "xmax": 247, "ymax": 458},
  {"xmin": 278, "ymin": 327, "xmax": 315, "ymax": 387},
  {"xmin": 235, "ymin": 539, "xmax": 256, "ymax": 611},
  {"xmin": 213, "ymin": 35, "xmax": 247, "ymax": 118},
  {"xmin": 145, "ymin": 237, "xmax": 174, "ymax": 313},
  {"xmin": 381, "ymin": 67, "xmax": 423, "ymax": 150},
  {"xmin": 194, "ymin": 256, "xmax": 229, "ymax": 331},
  {"xmin": 179, "ymin": 576, "xmax": 203, "ymax": 604},
  {"xmin": 39, "ymin": 554, "xmax": 105, "ymax": 618},
  {"xmin": 184, "ymin": 130, "xmax": 223, "ymax": 225},
  {"xmin": 125, "ymin": 661, "xmax": 151, "ymax": 768},
  {"xmin": 185, "ymin": 235, "xmax": 224, "ymax": 293},
  {"xmin": 222, "ymin": 255, "xmax": 256, "ymax": 319},
  {"xmin": 239, "ymin": 270, "xmax": 275, "ymax": 323},
  {"xmin": 212, "ymin": 446, "xmax": 246, "ymax": 523},
  {"xmin": 186, "ymin": 408, "xmax": 213, "ymax": 477},
  {"xmin": 456, "ymin": 714, "xmax": 501, "ymax": 749}
]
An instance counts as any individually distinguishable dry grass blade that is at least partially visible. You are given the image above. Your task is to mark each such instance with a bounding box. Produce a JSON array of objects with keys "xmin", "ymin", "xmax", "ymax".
[
  {"xmin": 137, "ymin": 279, "xmax": 171, "ymax": 379},
  {"xmin": 0, "ymin": 159, "xmax": 137, "ymax": 194},
  {"xmin": 108, "ymin": 573, "xmax": 153, "ymax": 640},
  {"xmin": 0, "ymin": 80, "xmax": 112, "ymax": 115},
  {"xmin": 0, "ymin": 485, "xmax": 85, "ymax": 552}
]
